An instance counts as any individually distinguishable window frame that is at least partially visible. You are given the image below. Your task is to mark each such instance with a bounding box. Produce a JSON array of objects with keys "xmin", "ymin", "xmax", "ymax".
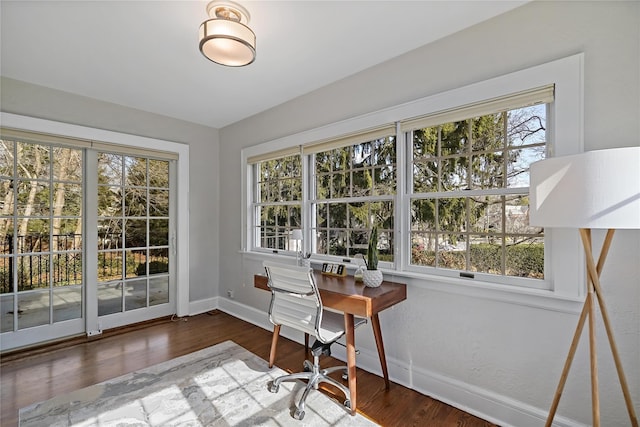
[
  {"xmin": 403, "ymin": 104, "xmax": 550, "ymax": 289},
  {"xmin": 242, "ymin": 54, "xmax": 584, "ymax": 302},
  {"xmin": 309, "ymin": 134, "xmax": 397, "ymax": 265},
  {"xmin": 249, "ymin": 153, "xmax": 303, "ymax": 255}
]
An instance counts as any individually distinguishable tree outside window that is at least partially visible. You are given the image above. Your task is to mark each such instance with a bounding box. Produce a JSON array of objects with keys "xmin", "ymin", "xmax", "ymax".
[
  {"xmin": 312, "ymin": 136, "xmax": 396, "ymax": 262},
  {"xmin": 409, "ymin": 105, "xmax": 546, "ymax": 278}
]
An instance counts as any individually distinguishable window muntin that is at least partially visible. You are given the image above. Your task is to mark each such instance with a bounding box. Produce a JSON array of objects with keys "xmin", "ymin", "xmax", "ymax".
[
  {"xmin": 311, "ymin": 136, "xmax": 395, "ymax": 261},
  {"xmin": 409, "ymin": 104, "xmax": 546, "ymax": 280},
  {"xmin": 252, "ymin": 154, "xmax": 302, "ymax": 251}
]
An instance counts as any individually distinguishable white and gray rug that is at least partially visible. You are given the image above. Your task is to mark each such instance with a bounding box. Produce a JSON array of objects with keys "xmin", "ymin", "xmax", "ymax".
[{"xmin": 19, "ymin": 340, "xmax": 378, "ymax": 426}]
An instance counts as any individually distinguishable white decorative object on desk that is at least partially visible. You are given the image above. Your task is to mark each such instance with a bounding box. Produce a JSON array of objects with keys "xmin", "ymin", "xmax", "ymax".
[{"xmin": 362, "ymin": 269, "xmax": 383, "ymax": 288}]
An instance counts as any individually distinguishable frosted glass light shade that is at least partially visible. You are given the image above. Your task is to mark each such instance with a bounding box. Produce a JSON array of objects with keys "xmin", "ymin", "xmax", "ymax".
[
  {"xmin": 529, "ymin": 147, "xmax": 640, "ymax": 229},
  {"xmin": 199, "ymin": 19, "xmax": 255, "ymax": 67},
  {"xmin": 198, "ymin": 1, "xmax": 255, "ymax": 67}
]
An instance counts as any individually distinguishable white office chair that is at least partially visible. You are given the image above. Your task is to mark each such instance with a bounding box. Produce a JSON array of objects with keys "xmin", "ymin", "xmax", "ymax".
[{"xmin": 263, "ymin": 261, "xmax": 365, "ymax": 420}]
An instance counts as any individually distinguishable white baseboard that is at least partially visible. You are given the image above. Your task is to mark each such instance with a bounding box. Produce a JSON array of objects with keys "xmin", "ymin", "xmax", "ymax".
[
  {"xmin": 188, "ymin": 296, "xmax": 220, "ymax": 316},
  {"xmin": 192, "ymin": 297, "xmax": 584, "ymax": 427}
]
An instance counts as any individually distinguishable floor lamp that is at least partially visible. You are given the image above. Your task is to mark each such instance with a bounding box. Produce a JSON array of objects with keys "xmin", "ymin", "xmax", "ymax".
[{"xmin": 529, "ymin": 147, "xmax": 639, "ymax": 427}]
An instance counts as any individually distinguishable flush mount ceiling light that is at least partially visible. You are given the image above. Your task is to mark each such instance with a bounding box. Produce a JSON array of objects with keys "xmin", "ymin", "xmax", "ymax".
[{"xmin": 198, "ymin": 1, "xmax": 256, "ymax": 67}]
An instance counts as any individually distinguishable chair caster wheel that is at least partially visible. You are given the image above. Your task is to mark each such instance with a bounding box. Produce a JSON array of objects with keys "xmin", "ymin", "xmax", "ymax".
[
  {"xmin": 344, "ymin": 399, "xmax": 351, "ymax": 409},
  {"xmin": 268, "ymin": 382, "xmax": 279, "ymax": 393},
  {"xmin": 294, "ymin": 408, "xmax": 305, "ymax": 420},
  {"xmin": 303, "ymin": 360, "xmax": 312, "ymax": 372}
]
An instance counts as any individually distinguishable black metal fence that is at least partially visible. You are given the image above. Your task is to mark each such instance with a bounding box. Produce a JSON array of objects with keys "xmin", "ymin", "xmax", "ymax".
[
  {"xmin": 1, "ymin": 233, "xmax": 168, "ymax": 293},
  {"xmin": 0, "ymin": 233, "xmax": 83, "ymax": 293}
]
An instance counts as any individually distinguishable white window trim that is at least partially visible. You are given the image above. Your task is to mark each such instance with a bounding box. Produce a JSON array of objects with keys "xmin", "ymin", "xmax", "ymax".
[
  {"xmin": 241, "ymin": 53, "xmax": 584, "ymax": 311},
  {"xmin": 0, "ymin": 112, "xmax": 190, "ymax": 321}
]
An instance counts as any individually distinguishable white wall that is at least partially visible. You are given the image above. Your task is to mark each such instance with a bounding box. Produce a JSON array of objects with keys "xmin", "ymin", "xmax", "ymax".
[
  {"xmin": 219, "ymin": 2, "xmax": 639, "ymax": 426},
  {"xmin": 0, "ymin": 77, "xmax": 222, "ymax": 303}
]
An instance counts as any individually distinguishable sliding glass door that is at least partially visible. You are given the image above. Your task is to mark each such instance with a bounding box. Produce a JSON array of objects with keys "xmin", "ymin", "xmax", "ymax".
[{"xmin": 0, "ymin": 131, "xmax": 176, "ymax": 348}]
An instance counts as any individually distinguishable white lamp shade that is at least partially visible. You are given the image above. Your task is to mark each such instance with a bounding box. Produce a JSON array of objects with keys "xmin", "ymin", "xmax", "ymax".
[
  {"xmin": 529, "ymin": 147, "xmax": 640, "ymax": 229},
  {"xmin": 291, "ymin": 229, "xmax": 303, "ymax": 241}
]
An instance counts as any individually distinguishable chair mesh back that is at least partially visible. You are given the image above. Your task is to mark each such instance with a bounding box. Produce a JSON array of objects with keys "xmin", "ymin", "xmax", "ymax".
[{"xmin": 264, "ymin": 261, "xmax": 322, "ymax": 338}]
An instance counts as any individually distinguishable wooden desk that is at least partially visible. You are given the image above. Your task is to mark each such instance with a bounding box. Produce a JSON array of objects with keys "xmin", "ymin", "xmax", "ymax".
[{"xmin": 254, "ymin": 270, "xmax": 407, "ymax": 414}]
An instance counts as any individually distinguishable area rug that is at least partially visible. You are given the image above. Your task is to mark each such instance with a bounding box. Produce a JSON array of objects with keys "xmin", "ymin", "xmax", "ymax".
[{"xmin": 19, "ymin": 340, "xmax": 378, "ymax": 426}]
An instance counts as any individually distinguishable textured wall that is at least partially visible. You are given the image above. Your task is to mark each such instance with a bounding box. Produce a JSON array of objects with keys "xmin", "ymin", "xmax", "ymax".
[{"xmin": 219, "ymin": 2, "xmax": 639, "ymax": 425}]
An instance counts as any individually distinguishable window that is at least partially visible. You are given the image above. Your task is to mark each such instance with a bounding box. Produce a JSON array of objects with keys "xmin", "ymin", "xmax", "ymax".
[
  {"xmin": 250, "ymin": 152, "xmax": 302, "ymax": 252},
  {"xmin": 248, "ymin": 95, "xmax": 550, "ymax": 284},
  {"xmin": 406, "ymin": 102, "xmax": 547, "ymax": 283},
  {"xmin": 248, "ymin": 97, "xmax": 550, "ymax": 285},
  {"xmin": 243, "ymin": 55, "xmax": 584, "ymax": 297},
  {"xmin": 308, "ymin": 129, "xmax": 396, "ymax": 261}
]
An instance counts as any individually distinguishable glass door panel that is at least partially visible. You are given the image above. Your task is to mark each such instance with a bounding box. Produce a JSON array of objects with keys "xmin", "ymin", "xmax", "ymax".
[
  {"xmin": 0, "ymin": 137, "xmax": 83, "ymax": 336},
  {"xmin": 96, "ymin": 153, "xmax": 172, "ymax": 320}
]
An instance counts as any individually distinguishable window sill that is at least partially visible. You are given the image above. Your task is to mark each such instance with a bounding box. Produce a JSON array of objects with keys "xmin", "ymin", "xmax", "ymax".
[
  {"xmin": 240, "ymin": 250, "xmax": 583, "ymax": 315},
  {"xmin": 383, "ymin": 268, "xmax": 583, "ymax": 314}
]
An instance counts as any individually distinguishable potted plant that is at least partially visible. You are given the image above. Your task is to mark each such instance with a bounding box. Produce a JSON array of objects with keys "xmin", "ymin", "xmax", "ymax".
[{"xmin": 363, "ymin": 226, "xmax": 383, "ymax": 287}]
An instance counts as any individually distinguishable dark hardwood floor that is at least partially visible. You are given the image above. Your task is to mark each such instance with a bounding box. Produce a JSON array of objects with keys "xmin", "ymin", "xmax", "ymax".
[{"xmin": 1, "ymin": 311, "xmax": 497, "ymax": 426}]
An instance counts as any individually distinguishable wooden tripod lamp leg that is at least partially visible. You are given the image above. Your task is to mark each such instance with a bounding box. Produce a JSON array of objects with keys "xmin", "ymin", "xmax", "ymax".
[
  {"xmin": 582, "ymin": 229, "xmax": 639, "ymax": 427},
  {"xmin": 547, "ymin": 229, "xmax": 637, "ymax": 427},
  {"xmin": 545, "ymin": 298, "xmax": 590, "ymax": 427},
  {"xmin": 546, "ymin": 229, "xmax": 598, "ymax": 426},
  {"xmin": 581, "ymin": 227, "xmax": 600, "ymax": 426},
  {"xmin": 587, "ymin": 287, "xmax": 600, "ymax": 426}
]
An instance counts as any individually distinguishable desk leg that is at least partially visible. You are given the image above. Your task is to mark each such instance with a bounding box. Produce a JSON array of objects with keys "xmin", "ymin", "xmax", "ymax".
[
  {"xmin": 269, "ymin": 324, "xmax": 281, "ymax": 369},
  {"xmin": 371, "ymin": 313, "xmax": 390, "ymax": 389},
  {"xmin": 344, "ymin": 313, "xmax": 357, "ymax": 415}
]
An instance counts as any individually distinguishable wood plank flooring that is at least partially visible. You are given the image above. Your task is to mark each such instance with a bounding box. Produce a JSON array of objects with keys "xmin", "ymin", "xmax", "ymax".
[{"xmin": 0, "ymin": 311, "xmax": 497, "ymax": 426}]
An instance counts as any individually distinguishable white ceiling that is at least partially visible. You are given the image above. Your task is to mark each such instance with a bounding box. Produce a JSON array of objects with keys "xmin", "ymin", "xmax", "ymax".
[{"xmin": 1, "ymin": 1, "xmax": 528, "ymax": 129}]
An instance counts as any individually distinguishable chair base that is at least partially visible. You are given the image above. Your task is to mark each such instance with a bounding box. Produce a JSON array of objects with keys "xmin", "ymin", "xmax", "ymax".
[{"xmin": 268, "ymin": 353, "xmax": 351, "ymax": 420}]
